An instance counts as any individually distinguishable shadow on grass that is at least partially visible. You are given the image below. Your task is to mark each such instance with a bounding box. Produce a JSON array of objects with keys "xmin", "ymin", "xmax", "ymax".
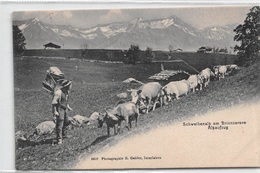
[
  {"xmin": 17, "ymin": 138, "xmax": 57, "ymax": 148},
  {"xmin": 37, "ymin": 138, "xmax": 56, "ymax": 145},
  {"xmin": 78, "ymin": 135, "xmax": 110, "ymax": 151}
]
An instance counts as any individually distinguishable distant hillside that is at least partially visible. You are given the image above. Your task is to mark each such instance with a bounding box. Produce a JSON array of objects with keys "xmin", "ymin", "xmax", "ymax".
[
  {"xmin": 13, "ymin": 16, "xmax": 237, "ymax": 51},
  {"xmin": 21, "ymin": 49, "xmax": 238, "ymax": 72}
]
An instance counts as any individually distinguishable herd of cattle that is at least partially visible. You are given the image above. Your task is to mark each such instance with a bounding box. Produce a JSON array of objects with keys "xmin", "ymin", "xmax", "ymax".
[{"xmin": 15, "ymin": 64, "xmax": 239, "ymax": 147}]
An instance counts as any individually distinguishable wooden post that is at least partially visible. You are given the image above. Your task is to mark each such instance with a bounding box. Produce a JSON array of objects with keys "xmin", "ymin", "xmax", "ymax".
[{"xmin": 161, "ymin": 64, "xmax": 164, "ymax": 71}]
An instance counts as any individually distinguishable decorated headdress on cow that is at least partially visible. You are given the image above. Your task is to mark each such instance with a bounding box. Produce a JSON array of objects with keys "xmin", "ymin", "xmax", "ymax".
[{"xmin": 42, "ymin": 66, "xmax": 72, "ymax": 94}]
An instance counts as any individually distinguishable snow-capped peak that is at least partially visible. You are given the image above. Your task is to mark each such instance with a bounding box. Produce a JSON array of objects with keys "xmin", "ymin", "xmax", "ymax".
[
  {"xmin": 130, "ymin": 18, "xmax": 143, "ymax": 24},
  {"xmin": 13, "ymin": 16, "xmax": 235, "ymax": 50}
]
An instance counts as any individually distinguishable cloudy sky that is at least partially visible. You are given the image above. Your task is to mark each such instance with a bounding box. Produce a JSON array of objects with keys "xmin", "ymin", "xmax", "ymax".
[{"xmin": 13, "ymin": 6, "xmax": 252, "ymax": 29}]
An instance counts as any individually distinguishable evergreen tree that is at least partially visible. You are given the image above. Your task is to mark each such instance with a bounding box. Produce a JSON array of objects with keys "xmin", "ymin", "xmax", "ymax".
[
  {"xmin": 234, "ymin": 6, "xmax": 260, "ymax": 64},
  {"xmin": 13, "ymin": 25, "xmax": 26, "ymax": 54},
  {"xmin": 143, "ymin": 47, "xmax": 154, "ymax": 63},
  {"xmin": 81, "ymin": 43, "xmax": 89, "ymax": 60},
  {"xmin": 126, "ymin": 44, "xmax": 141, "ymax": 64}
]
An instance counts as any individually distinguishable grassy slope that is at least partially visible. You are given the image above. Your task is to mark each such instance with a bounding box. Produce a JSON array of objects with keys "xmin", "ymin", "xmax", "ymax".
[{"xmin": 14, "ymin": 57, "xmax": 260, "ymax": 170}]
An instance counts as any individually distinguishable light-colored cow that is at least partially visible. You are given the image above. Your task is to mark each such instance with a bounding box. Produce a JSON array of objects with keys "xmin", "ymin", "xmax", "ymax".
[
  {"xmin": 128, "ymin": 82, "xmax": 163, "ymax": 113},
  {"xmin": 187, "ymin": 75, "xmax": 202, "ymax": 92},
  {"xmin": 198, "ymin": 68, "xmax": 215, "ymax": 87},
  {"xmin": 214, "ymin": 65, "xmax": 228, "ymax": 80},
  {"xmin": 162, "ymin": 80, "xmax": 190, "ymax": 103},
  {"xmin": 28, "ymin": 121, "xmax": 56, "ymax": 140},
  {"xmin": 28, "ymin": 117, "xmax": 77, "ymax": 140},
  {"xmin": 72, "ymin": 114, "xmax": 90, "ymax": 127}
]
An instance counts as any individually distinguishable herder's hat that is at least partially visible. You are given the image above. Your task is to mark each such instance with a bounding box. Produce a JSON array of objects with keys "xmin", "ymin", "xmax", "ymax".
[{"xmin": 47, "ymin": 66, "xmax": 65, "ymax": 80}]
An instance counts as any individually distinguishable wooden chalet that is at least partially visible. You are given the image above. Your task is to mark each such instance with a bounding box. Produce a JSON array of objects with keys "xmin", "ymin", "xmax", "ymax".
[{"xmin": 43, "ymin": 42, "xmax": 61, "ymax": 49}]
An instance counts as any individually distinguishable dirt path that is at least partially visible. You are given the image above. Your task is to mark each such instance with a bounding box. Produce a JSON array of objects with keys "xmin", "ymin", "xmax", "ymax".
[{"xmin": 75, "ymin": 102, "xmax": 260, "ymax": 169}]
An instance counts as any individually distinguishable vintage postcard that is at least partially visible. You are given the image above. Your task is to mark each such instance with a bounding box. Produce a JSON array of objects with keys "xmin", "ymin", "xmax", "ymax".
[{"xmin": 13, "ymin": 6, "xmax": 260, "ymax": 170}]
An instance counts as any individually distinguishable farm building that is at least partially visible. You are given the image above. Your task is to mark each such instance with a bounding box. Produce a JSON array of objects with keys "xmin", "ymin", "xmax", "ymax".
[
  {"xmin": 43, "ymin": 42, "xmax": 61, "ymax": 49},
  {"xmin": 218, "ymin": 48, "xmax": 228, "ymax": 53},
  {"xmin": 174, "ymin": 48, "xmax": 183, "ymax": 52},
  {"xmin": 197, "ymin": 46, "xmax": 213, "ymax": 53}
]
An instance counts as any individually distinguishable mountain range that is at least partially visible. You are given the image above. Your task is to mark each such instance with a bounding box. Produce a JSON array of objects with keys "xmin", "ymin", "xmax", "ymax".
[{"xmin": 13, "ymin": 16, "xmax": 238, "ymax": 51}]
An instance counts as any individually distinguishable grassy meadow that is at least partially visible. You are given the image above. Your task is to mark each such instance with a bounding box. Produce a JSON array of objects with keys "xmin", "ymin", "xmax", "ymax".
[{"xmin": 14, "ymin": 54, "xmax": 260, "ymax": 170}]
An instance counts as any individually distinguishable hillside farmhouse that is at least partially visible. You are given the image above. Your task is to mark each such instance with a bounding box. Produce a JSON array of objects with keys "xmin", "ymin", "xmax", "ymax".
[
  {"xmin": 174, "ymin": 48, "xmax": 183, "ymax": 52},
  {"xmin": 44, "ymin": 42, "xmax": 61, "ymax": 49},
  {"xmin": 197, "ymin": 46, "xmax": 213, "ymax": 53}
]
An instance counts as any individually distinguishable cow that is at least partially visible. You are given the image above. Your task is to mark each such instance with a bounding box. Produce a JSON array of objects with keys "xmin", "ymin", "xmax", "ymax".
[
  {"xmin": 15, "ymin": 131, "xmax": 29, "ymax": 149},
  {"xmin": 96, "ymin": 109, "xmax": 120, "ymax": 136},
  {"xmin": 72, "ymin": 114, "xmax": 90, "ymax": 127},
  {"xmin": 228, "ymin": 64, "xmax": 239, "ymax": 70},
  {"xmin": 28, "ymin": 117, "xmax": 77, "ymax": 140},
  {"xmin": 127, "ymin": 82, "xmax": 163, "ymax": 113},
  {"xmin": 15, "ymin": 131, "xmax": 27, "ymax": 142},
  {"xmin": 28, "ymin": 121, "xmax": 56, "ymax": 140},
  {"xmin": 92, "ymin": 102, "xmax": 139, "ymax": 136},
  {"xmin": 187, "ymin": 74, "xmax": 202, "ymax": 92},
  {"xmin": 197, "ymin": 75, "xmax": 204, "ymax": 91},
  {"xmin": 226, "ymin": 64, "xmax": 239, "ymax": 75},
  {"xmin": 214, "ymin": 65, "xmax": 228, "ymax": 80},
  {"xmin": 161, "ymin": 80, "xmax": 190, "ymax": 103},
  {"xmin": 198, "ymin": 68, "xmax": 215, "ymax": 87}
]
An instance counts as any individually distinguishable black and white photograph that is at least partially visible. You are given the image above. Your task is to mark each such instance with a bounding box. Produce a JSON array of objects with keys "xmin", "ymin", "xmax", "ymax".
[{"xmin": 12, "ymin": 6, "xmax": 260, "ymax": 170}]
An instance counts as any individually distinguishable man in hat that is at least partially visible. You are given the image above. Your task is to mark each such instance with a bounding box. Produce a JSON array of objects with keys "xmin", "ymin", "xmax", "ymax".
[
  {"xmin": 43, "ymin": 67, "xmax": 72, "ymax": 144},
  {"xmin": 52, "ymin": 79, "xmax": 72, "ymax": 144}
]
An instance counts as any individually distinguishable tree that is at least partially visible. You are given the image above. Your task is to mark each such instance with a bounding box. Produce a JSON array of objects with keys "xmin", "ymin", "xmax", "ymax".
[
  {"xmin": 143, "ymin": 47, "xmax": 154, "ymax": 63},
  {"xmin": 224, "ymin": 47, "xmax": 228, "ymax": 53},
  {"xmin": 168, "ymin": 45, "xmax": 174, "ymax": 53},
  {"xmin": 230, "ymin": 46, "xmax": 234, "ymax": 54},
  {"xmin": 13, "ymin": 25, "xmax": 26, "ymax": 55},
  {"xmin": 81, "ymin": 43, "xmax": 89, "ymax": 60},
  {"xmin": 125, "ymin": 44, "xmax": 141, "ymax": 64},
  {"xmin": 234, "ymin": 6, "xmax": 260, "ymax": 65}
]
